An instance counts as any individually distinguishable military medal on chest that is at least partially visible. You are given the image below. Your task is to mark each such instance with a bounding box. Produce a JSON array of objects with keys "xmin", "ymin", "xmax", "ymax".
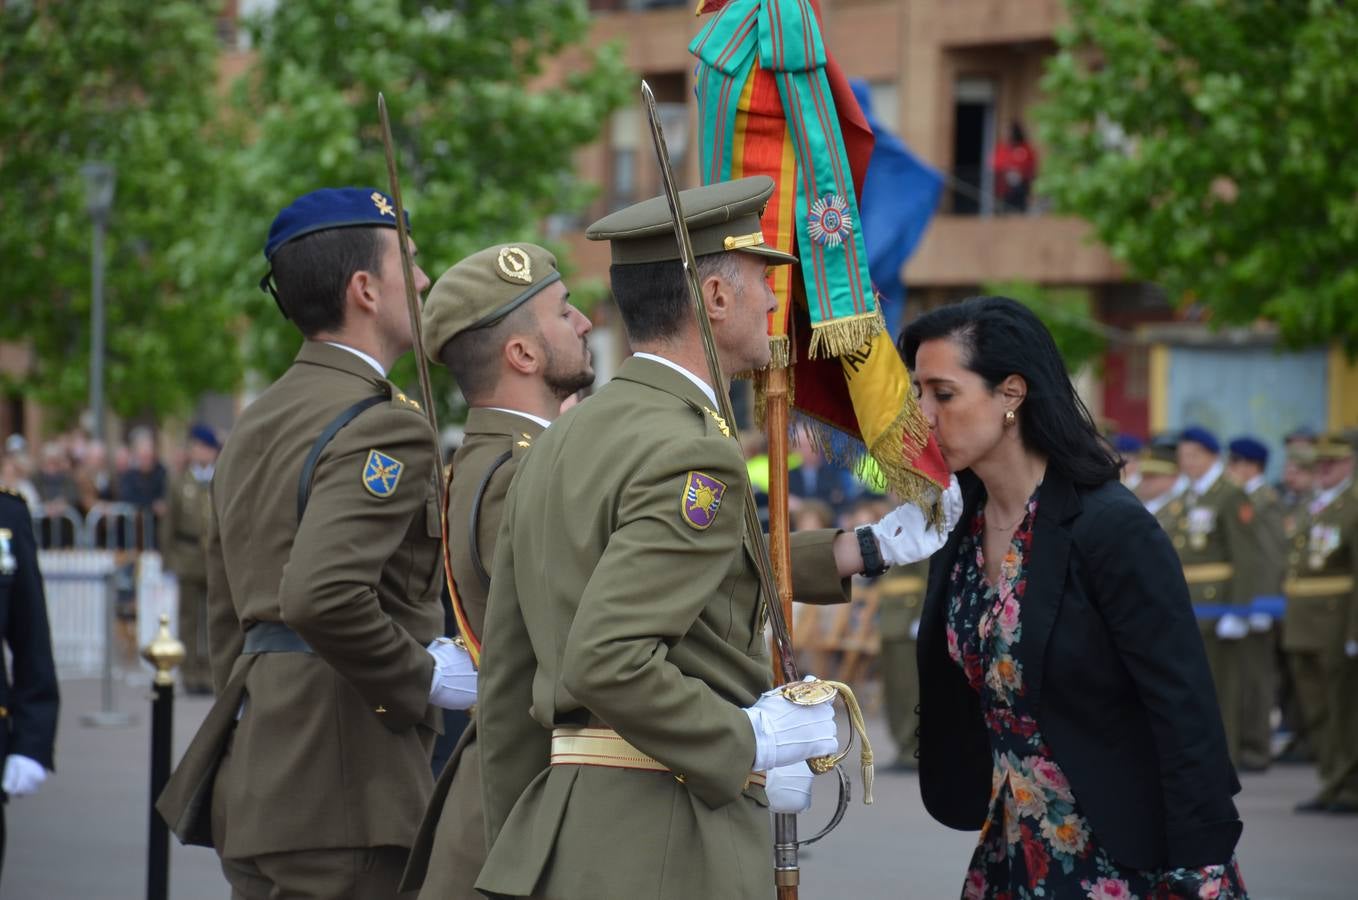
[
  {"xmin": 1187, "ymin": 506, "xmax": 1216, "ymax": 551},
  {"xmin": 1308, "ymin": 522, "xmax": 1341, "ymax": 571}
]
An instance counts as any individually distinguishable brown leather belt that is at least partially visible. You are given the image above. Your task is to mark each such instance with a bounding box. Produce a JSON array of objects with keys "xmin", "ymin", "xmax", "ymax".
[{"xmin": 550, "ymin": 726, "xmax": 766, "ymax": 788}]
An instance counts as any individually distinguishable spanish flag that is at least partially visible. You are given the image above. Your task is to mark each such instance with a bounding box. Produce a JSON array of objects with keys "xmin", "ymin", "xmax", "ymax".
[{"xmin": 692, "ymin": 0, "xmax": 947, "ymax": 508}]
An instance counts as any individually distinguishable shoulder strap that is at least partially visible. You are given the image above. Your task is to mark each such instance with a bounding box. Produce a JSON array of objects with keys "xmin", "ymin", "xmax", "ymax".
[
  {"xmin": 469, "ymin": 449, "xmax": 514, "ymax": 588},
  {"xmin": 297, "ymin": 394, "xmax": 387, "ymax": 521}
]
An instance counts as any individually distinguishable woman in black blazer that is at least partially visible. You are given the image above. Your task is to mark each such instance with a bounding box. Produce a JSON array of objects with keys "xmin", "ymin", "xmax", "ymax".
[{"xmin": 901, "ymin": 298, "xmax": 1246, "ymax": 898}]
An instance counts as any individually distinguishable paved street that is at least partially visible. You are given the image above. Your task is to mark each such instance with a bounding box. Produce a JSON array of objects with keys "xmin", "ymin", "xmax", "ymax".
[{"xmin": 6, "ymin": 676, "xmax": 1353, "ymax": 899}]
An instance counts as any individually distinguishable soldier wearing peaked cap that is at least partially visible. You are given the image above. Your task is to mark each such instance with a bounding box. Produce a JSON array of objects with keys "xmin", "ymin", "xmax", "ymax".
[
  {"xmin": 1162, "ymin": 426, "xmax": 1256, "ymax": 769},
  {"xmin": 473, "ymin": 176, "xmax": 956, "ymax": 899},
  {"xmin": 1135, "ymin": 437, "xmax": 1185, "ymax": 522},
  {"xmin": 156, "ymin": 187, "xmax": 478, "ymax": 898},
  {"xmin": 401, "ymin": 242, "xmax": 595, "ymax": 899},
  {"xmin": 1286, "ymin": 431, "xmax": 1358, "ymax": 814},
  {"xmin": 1225, "ymin": 436, "xmax": 1287, "ymax": 772}
]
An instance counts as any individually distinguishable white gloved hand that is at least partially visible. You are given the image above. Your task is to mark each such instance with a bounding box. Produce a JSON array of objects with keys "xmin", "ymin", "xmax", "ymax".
[
  {"xmin": 1345, "ymin": 640, "xmax": 1358, "ymax": 659},
  {"xmin": 743, "ymin": 676, "xmax": 839, "ymax": 772},
  {"xmin": 2, "ymin": 754, "xmax": 47, "ymax": 797},
  {"xmin": 1215, "ymin": 614, "xmax": 1249, "ymax": 641},
  {"xmin": 427, "ymin": 638, "xmax": 478, "ymax": 710},
  {"xmin": 1247, "ymin": 612, "xmax": 1273, "ymax": 633},
  {"xmin": 909, "ymin": 618, "xmax": 921, "ymax": 640},
  {"xmin": 870, "ymin": 478, "xmax": 964, "ymax": 567},
  {"xmin": 764, "ymin": 761, "xmax": 815, "ymax": 813}
]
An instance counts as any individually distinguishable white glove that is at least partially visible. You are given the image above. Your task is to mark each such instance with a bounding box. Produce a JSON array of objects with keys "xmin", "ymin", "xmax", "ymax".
[
  {"xmin": 1345, "ymin": 640, "xmax": 1358, "ymax": 659},
  {"xmin": 3, "ymin": 754, "xmax": 48, "ymax": 797},
  {"xmin": 1247, "ymin": 612, "xmax": 1273, "ymax": 633},
  {"xmin": 427, "ymin": 638, "xmax": 478, "ymax": 711},
  {"xmin": 765, "ymin": 761, "xmax": 815, "ymax": 813},
  {"xmin": 743, "ymin": 676, "xmax": 839, "ymax": 772},
  {"xmin": 870, "ymin": 478, "xmax": 964, "ymax": 567},
  {"xmin": 1215, "ymin": 614, "xmax": 1249, "ymax": 641},
  {"xmin": 909, "ymin": 618, "xmax": 921, "ymax": 640}
]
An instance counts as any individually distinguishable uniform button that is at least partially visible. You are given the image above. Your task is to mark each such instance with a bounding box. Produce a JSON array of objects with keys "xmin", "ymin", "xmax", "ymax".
[
  {"xmin": 1205, "ymin": 587, "xmax": 1217, "ymax": 600},
  {"xmin": 375, "ymin": 706, "xmax": 387, "ymax": 714}
]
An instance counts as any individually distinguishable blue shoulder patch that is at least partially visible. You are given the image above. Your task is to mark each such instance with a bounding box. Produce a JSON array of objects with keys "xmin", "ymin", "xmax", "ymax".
[{"xmin": 362, "ymin": 449, "xmax": 404, "ymax": 498}]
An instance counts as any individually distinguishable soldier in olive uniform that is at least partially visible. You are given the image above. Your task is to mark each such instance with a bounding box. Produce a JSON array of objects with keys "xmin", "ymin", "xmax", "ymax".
[
  {"xmin": 474, "ymin": 177, "xmax": 958, "ymax": 899},
  {"xmin": 1286, "ymin": 432, "xmax": 1358, "ymax": 814},
  {"xmin": 1226, "ymin": 436, "xmax": 1288, "ymax": 772},
  {"xmin": 1136, "ymin": 437, "xmax": 1183, "ymax": 519},
  {"xmin": 875, "ymin": 560, "xmax": 928, "ymax": 770},
  {"xmin": 1163, "ymin": 426, "xmax": 1256, "ymax": 767},
  {"xmin": 402, "ymin": 244, "xmax": 595, "ymax": 899},
  {"xmin": 157, "ymin": 188, "xmax": 478, "ymax": 897},
  {"xmin": 162, "ymin": 424, "xmax": 219, "ymax": 696}
]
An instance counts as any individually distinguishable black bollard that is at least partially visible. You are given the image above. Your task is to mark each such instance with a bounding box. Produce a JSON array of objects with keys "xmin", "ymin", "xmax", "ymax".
[{"xmin": 143, "ymin": 614, "xmax": 184, "ymax": 900}]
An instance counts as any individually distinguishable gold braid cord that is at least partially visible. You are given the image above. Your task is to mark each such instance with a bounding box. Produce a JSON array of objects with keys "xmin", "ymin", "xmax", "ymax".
[
  {"xmin": 807, "ymin": 310, "xmax": 883, "ymax": 359},
  {"xmin": 781, "ymin": 678, "xmax": 874, "ymax": 805}
]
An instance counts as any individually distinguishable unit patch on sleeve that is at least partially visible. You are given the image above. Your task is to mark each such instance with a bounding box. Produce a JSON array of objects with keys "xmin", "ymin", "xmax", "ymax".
[
  {"xmin": 681, "ymin": 471, "xmax": 727, "ymax": 530},
  {"xmin": 363, "ymin": 449, "xmax": 404, "ymax": 498}
]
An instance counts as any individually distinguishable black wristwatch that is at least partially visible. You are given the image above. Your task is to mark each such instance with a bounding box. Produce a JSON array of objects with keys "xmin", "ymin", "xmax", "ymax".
[{"xmin": 855, "ymin": 525, "xmax": 888, "ymax": 577}]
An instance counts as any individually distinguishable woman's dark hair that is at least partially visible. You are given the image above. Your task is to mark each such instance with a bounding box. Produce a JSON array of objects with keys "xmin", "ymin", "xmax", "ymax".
[{"xmin": 899, "ymin": 296, "xmax": 1120, "ymax": 487}]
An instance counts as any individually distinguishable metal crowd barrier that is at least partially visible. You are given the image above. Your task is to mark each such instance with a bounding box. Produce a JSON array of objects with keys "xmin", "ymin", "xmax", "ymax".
[
  {"xmin": 38, "ymin": 549, "xmax": 119, "ymax": 679},
  {"xmin": 33, "ymin": 503, "xmax": 159, "ymax": 551}
]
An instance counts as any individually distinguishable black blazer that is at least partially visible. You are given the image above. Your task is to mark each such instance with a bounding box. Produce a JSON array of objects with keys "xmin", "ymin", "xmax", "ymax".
[
  {"xmin": 916, "ymin": 468, "xmax": 1242, "ymax": 871},
  {"xmin": 0, "ymin": 490, "xmax": 60, "ymax": 776}
]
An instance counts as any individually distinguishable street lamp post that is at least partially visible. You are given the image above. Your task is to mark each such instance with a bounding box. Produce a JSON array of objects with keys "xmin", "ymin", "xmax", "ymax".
[{"xmin": 81, "ymin": 161, "xmax": 116, "ymax": 445}]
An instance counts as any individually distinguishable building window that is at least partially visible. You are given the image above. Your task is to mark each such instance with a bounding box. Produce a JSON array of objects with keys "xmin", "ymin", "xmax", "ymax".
[
  {"xmin": 609, "ymin": 107, "xmax": 640, "ymax": 209},
  {"xmin": 950, "ymin": 77, "xmax": 996, "ymax": 216}
]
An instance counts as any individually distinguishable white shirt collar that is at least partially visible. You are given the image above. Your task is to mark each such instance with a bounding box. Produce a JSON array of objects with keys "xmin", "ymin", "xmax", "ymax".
[
  {"xmin": 1244, "ymin": 474, "xmax": 1268, "ymax": 495},
  {"xmin": 190, "ymin": 463, "xmax": 214, "ymax": 483},
  {"xmin": 1190, "ymin": 459, "xmax": 1225, "ymax": 497},
  {"xmin": 324, "ymin": 341, "xmax": 386, "ymax": 377},
  {"xmin": 485, "ymin": 407, "xmax": 552, "ymax": 429},
  {"xmin": 633, "ymin": 352, "xmax": 719, "ymax": 409},
  {"xmin": 1313, "ymin": 477, "xmax": 1352, "ymax": 512},
  {"xmin": 1145, "ymin": 490, "xmax": 1176, "ymax": 516}
]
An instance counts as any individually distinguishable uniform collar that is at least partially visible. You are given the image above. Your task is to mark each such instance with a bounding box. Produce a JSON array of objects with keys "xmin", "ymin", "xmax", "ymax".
[
  {"xmin": 323, "ymin": 341, "xmax": 386, "ymax": 376},
  {"xmin": 295, "ymin": 340, "xmax": 389, "ymax": 386},
  {"xmin": 1313, "ymin": 477, "xmax": 1352, "ymax": 513},
  {"xmin": 467, "ymin": 407, "xmax": 550, "ymax": 435},
  {"xmin": 483, "ymin": 407, "xmax": 552, "ymax": 430},
  {"xmin": 1190, "ymin": 459, "xmax": 1225, "ymax": 498},
  {"xmin": 630, "ymin": 353, "xmax": 719, "ymax": 409},
  {"xmin": 1244, "ymin": 474, "xmax": 1267, "ymax": 495}
]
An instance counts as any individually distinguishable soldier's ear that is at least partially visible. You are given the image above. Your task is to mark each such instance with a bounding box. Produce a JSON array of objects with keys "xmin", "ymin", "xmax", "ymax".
[
  {"xmin": 348, "ymin": 269, "xmax": 380, "ymax": 319},
  {"xmin": 701, "ymin": 271, "xmax": 733, "ymax": 324},
  {"xmin": 503, "ymin": 334, "xmax": 540, "ymax": 377}
]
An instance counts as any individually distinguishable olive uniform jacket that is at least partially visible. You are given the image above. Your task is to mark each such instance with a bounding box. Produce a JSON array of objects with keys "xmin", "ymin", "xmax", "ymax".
[
  {"xmin": 402, "ymin": 408, "xmax": 544, "ymax": 894},
  {"xmin": 157, "ymin": 341, "xmax": 445, "ymax": 859},
  {"xmin": 1242, "ymin": 482, "xmax": 1287, "ymax": 601},
  {"xmin": 1284, "ymin": 481, "xmax": 1358, "ymax": 654},
  {"xmin": 1160, "ymin": 472, "xmax": 1255, "ymax": 628},
  {"xmin": 917, "ymin": 471, "xmax": 1242, "ymax": 871},
  {"xmin": 475, "ymin": 357, "xmax": 849, "ymax": 900},
  {"xmin": 162, "ymin": 468, "xmax": 212, "ymax": 580},
  {"xmin": 0, "ymin": 490, "xmax": 60, "ymax": 778}
]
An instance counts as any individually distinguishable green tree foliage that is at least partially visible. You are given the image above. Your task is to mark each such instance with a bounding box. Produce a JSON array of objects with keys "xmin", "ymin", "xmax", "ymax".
[
  {"xmin": 0, "ymin": 1, "xmax": 238, "ymax": 423},
  {"xmin": 223, "ymin": 1, "xmax": 631, "ymax": 404},
  {"xmin": 982, "ymin": 281, "xmax": 1106, "ymax": 374},
  {"xmin": 1037, "ymin": 0, "xmax": 1358, "ymax": 349}
]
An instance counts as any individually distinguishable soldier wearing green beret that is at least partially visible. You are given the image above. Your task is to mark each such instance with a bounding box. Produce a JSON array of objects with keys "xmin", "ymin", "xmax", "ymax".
[
  {"xmin": 402, "ymin": 243, "xmax": 595, "ymax": 899},
  {"xmin": 1286, "ymin": 432, "xmax": 1358, "ymax": 814},
  {"xmin": 472, "ymin": 176, "xmax": 959, "ymax": 899},
  {"xmin": 156, "ymin": 188, "xmax": 478, "ymax": 898}
]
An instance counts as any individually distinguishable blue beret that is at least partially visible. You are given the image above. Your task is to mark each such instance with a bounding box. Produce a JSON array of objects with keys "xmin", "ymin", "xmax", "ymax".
[
  {"xmin": 188, "ymin": 423, "xmax": 219, "ymax": 451},
  {"xmin": 1178, "ymin": 425, "xmax": 1220, "ymax": 454},
  {"xmin": 263, "ymin": 187, "xmax": 409, "ymax": 260},
  {"xmin": 1228, "ymin": 436, "xmax": 1268, "ymax": 465},
  {"xmin": 1112, "ymin": 434, "xmax": 1144, "ymax": 454}
]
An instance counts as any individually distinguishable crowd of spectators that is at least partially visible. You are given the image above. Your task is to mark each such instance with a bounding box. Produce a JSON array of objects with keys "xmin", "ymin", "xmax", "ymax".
[{"xmin": 0, "ymin": 427, "xmax": 171, "ymax": 548}]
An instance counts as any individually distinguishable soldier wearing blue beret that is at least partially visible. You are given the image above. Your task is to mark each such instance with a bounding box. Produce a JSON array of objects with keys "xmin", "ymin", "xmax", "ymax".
[
  {"xmin": 162, "ymin": 424, "xmax": 220, "ymax": 696},
  {"xmin": 159, "ymin": 188, "xmax": 479, "ymax": 897},
  {"xmin": 1226, "ymin": 436, "xmax": 1288, "ymax": 772},
  {"xmin": 1164, "ymin": 426, "xmax": 1257, "ymax": 768}
]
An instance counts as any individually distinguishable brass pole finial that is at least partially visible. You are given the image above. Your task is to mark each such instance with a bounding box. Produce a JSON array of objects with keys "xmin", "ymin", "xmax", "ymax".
[{"xmin": 142, "ymin": 613, "xmax": 186, "ymax": 687}]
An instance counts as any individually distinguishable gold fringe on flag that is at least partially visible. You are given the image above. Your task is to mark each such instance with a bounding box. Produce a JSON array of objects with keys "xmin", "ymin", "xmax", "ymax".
[{"xmin": 807, "ymin": 311, "xmax": 884, "ymax": 359}]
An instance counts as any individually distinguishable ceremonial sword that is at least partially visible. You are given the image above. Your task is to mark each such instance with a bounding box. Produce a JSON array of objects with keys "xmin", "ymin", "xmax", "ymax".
[{"xmin": 640, "ymin": 80, "xmax": 872, "ymax": 899}]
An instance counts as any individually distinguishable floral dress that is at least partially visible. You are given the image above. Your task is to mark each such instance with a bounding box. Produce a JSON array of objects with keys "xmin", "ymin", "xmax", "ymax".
[{"xmin": 947, "ymin": 492, "xmax": 1248, "ymax": 900}]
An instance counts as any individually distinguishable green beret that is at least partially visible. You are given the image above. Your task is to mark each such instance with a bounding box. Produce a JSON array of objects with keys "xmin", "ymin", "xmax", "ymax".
[
  {"xmin": 422, "ymin": 243, "xmax": 560, "ymax": 363},
  {"xmin": 586, "ymin": 175, "xmax": 797, "ymax": 266}
]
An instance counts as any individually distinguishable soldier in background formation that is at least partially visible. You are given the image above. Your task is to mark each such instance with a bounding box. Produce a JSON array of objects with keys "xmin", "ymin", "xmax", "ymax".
[
  {"xmin": 162, "ymin": 423, "xmax": 219, "ymax": 696},
  {"xmin": 1284, "ymin": 432, "xmax": 1358, "ymax": 814}
]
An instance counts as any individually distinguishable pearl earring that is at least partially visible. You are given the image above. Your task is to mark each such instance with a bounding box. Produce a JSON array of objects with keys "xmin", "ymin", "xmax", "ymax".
[{"xmin": 1004, "ymin": 409, "xmax": 1016, "ymax": 426}]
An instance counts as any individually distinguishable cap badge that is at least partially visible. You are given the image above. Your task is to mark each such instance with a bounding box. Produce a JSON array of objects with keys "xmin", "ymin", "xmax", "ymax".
[
  {"xmin": 371, "ymin": 192, "xmax": 395, "ymax": 217},
  {"xmin": 681, "ymin": 471, "xmax": 727, "ymax": 530},
  {"xmin": 807, "ymin": 194, "xmax": 852, "ymax": 248},
  {"xmin": 496, "ymin": 247, "xmax": 533, "ymax": 284}
]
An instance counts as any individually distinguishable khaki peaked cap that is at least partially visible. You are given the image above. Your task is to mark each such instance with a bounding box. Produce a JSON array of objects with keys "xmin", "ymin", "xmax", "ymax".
[
  {"xmin": 586, "ymin": 175, "xmax": 797, "ymax": 266},
  {"xmin": 1315, "ymin": 430, "xmax": 1358, "ymax": 460},
  {"xmin": 1139, "ymin": 442, "xmax": 1179, "ymax": 477},
  {"xmin": 422, "ymin": 243, "xmax": 561, "ymax": 364}
]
